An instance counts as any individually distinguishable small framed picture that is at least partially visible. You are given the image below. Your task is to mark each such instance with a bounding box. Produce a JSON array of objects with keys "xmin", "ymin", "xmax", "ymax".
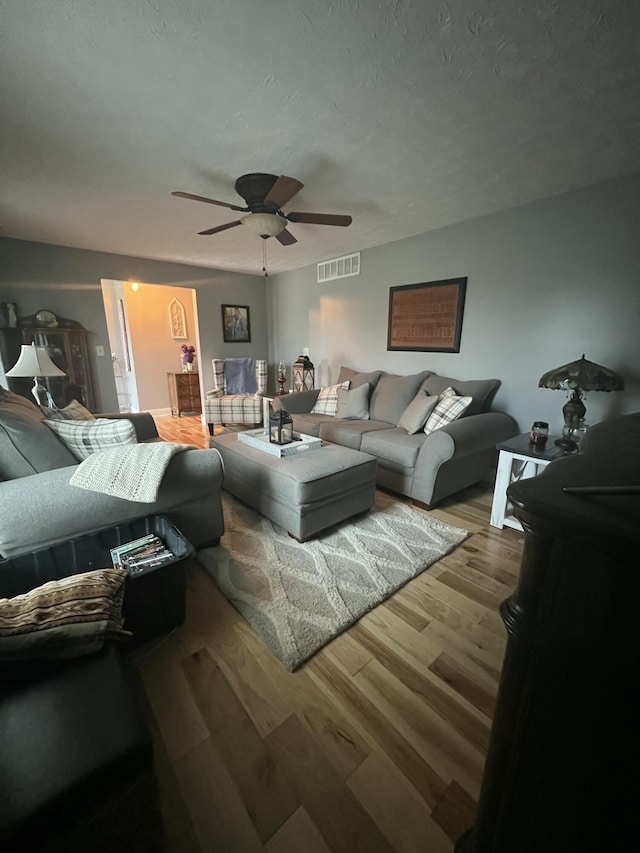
[{"xmin": 221, "ymin": 304, "xmax": 251, "ymax": 343}]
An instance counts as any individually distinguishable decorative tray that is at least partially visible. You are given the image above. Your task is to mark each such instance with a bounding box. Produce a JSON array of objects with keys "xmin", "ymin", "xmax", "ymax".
[{"xmin": 237, "ymin": 429, "xmax": 322, "ymax": 457}]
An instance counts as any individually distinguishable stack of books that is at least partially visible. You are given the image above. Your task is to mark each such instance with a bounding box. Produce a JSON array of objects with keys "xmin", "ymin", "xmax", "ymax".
[{"xmin": 110, "ymin": 534, "xmax": 176, "ymax": 575}]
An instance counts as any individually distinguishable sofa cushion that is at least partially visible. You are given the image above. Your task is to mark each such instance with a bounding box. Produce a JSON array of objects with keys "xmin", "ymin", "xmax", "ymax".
[
  {"xmin": 424, "ymin": 387, "xmax": 472, "ymax": 434},
  {"xmin": 0, "ymin": 568, "xmax": 130, "ymax": 661},
  {"xmin": 289, "ymin": 413, "xmax": 334, "ymax": 437},
  {"xmin": 336, "ymin": 367, "xmax": 382, "ymax": 395},
  {"xmin": 361, "ymin": 428, "xmax": 426, "ymax": 469},
  {"xmin": 310, "ymin": 381, "xmax": 350, "ymax": 416},
  {"xmin": 398, "ymin": 390, "xmax": 439, "ymax": 434},
  {"xmin": 369, "ymin": 371, "xmax": 431, "ymax": 425},
  {"xmin": 0, "ymin": 388, "xmax": 79, "ymax": 478},
  {"xmin": 43, "ymin": 418, "xmax": 138, "ymax": 461},
  {"xmin": 319, "ymin": 419, "xmax": 392, "ymax": 451},
  {"xmin": 423, "ymin": 374, "xmax": 500, "ymax": 416},
  {"xmin": 335, "ymin": 383, "xmax": 370, "ymax": 420},
  {"xmin": 40, "ymin": 399, "xmax": 95, "ymax": 420}
]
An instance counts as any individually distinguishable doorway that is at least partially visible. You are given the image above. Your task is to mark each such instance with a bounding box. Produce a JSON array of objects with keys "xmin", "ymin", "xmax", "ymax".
[{"xmin": 101, "ymin": 280, "xmax": 200, "ymax": 415}]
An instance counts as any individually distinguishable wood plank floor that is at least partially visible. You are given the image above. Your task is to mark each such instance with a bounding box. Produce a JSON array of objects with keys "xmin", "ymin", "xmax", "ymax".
[{"xmin": 135, "ymin": 414, "xmax": 524, "ymax": 852}]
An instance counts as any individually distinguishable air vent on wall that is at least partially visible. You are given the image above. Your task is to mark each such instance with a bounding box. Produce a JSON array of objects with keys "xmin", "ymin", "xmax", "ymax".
[{"xmin": 317, "ymin": 252, "xmax": 360, "ymax": 283}]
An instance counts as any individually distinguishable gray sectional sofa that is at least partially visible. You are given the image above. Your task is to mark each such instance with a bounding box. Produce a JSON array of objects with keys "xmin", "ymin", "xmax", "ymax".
[
  {"xmin": 0, "ymin": 388, "xmax": 225, "ymax": 559},
  {"xmin": 273, "ymin": 365, "xmax": 517, "ymax": 508}
]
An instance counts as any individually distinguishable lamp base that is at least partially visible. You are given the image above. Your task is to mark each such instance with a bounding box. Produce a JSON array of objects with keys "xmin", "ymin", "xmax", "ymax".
[
  {"xmin": 562, "ymin": 390, "xmax": 586, "ymax": 429},
  {"xmin": 554, "ymin": 437, "xmax": 578, "ymax": 452},
  {"xmin": 31, "ymin": 378, "xmax": 56, "ymax": 409}
]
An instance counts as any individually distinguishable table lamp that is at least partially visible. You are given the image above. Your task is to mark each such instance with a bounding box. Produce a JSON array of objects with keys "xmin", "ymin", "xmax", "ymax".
[
  {"xmin": 6, "ymin": 344, "xmax": 66, "ymax": 407},
  {"xmin": 538, "ymin": 354, "xmax": 624, "ymax": 448}
]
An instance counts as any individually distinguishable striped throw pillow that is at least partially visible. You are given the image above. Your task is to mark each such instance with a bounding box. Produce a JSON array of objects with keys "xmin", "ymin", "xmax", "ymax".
[
  {"xmin": 0, "ymin": 568, "xmax": 131, "ymax": 661},
  {"xmin": 424, "ymin": 387, "xmax": 472, "ymax": 435},
  {"xmin": 310, "ymin": 381, "xmax": 351, "ymax": 416},
  {"xmin": 43, "ymin": 417, "xmax": 137, "ymax": 460}
]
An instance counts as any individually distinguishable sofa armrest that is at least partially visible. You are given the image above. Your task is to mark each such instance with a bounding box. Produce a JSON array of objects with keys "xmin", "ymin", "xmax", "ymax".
[
  {"xmin": 436, "ymin": 411, "xmax": 518, "ymax": 455},
  {"xmin": 412, "ymin": 412, "xmax": 518, "ymax": 505},
  {"xmin": 97, "ymin": 412, "xmax": 159, "ymax": 443},
  {"xmin": 272, "ymin": 389, "xmax": 320, "ymax": 414}
]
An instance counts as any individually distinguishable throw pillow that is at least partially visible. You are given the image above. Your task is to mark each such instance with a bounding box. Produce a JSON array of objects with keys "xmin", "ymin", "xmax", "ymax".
[
  {"xmin": 43, "ymin": 418, "xmax": 137, "ymax": 461},
  {"xmin": 335, "ymin": 383, "xmax": 370, "ymax": 420},
  {"xmin": 423, "ymin": 374, "xmax": 500, "ymax": 417},
  {"xmin": 41, "ymin": 399, "xmax": 96, "ymax": 420},
  {"xmin": 310, "ymin": 381, "xmax": 350, "ymax": 416},
  {"xmin": 424, "ymin": 387, "xmax": 472, "ymax": 435},
  {"xmin": 0, "ymin": 568, "xmax": 131, "ymax": 661},
  {"xmin": 336, "ymin": 367, "xmax": 381, "ymax": 393},
  {"xmin": 398, "ymin": 391, "xmax": 439, "ymax": 434}
]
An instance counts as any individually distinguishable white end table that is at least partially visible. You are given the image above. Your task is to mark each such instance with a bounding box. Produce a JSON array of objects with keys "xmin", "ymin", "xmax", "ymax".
[{"xmin": 490, "ymin": 433, "xmax": 569, "ymax": 531}]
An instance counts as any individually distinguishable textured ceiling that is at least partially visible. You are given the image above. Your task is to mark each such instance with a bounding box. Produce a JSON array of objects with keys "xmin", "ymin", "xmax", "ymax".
[{"xmin": 1, "ymin": 0, "xmax": 640, "ymax": 276}]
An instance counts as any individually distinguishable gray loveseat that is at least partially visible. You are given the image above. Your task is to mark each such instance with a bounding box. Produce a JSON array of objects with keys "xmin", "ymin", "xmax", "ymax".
[
  {"xmin": 0, "ymin": 388, "xmax": 225, "ymax": 559},
  {"xmin": 273, "ymin": 366, "xmax": 517, "ymax": 508}
]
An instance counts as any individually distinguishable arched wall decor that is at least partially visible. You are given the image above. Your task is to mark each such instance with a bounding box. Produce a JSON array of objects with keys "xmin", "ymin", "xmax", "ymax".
[{"xmin": 169, "ymin": 298, "xmax": 187, "ymax": 340}]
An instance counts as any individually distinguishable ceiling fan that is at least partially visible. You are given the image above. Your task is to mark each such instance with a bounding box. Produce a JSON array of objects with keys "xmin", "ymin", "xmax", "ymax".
[{"xmin": 172, "ymin": 173, "xmax": 352, "ymax": 245}]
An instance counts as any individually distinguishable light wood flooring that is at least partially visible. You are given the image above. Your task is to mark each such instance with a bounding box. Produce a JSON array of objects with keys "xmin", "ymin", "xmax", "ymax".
[{"xmin": 136, "ymin": 414, "xmax": 524, "ymax": 852}]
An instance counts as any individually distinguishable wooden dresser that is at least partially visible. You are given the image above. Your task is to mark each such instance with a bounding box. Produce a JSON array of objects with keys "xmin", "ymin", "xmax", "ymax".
[{"xmin": 167, "ymin": 372, "xmax": 201, "ymax": 417}]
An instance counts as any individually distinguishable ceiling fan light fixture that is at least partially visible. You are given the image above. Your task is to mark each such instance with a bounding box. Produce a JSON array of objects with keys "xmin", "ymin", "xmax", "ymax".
[{"xmin": 241, "ymin": 212, "xmax": 287, "ymax": 238}]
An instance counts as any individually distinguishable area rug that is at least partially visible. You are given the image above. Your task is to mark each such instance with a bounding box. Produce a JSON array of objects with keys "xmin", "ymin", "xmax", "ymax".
[{"xmin": 196, "ymin": 494, "xmax": 469, "ymax": 671}]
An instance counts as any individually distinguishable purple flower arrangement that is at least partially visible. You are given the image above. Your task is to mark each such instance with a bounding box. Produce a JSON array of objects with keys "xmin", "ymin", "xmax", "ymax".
[{"xmin": 180, "ymin": 344, "xmax": 196, "ymax": 365}]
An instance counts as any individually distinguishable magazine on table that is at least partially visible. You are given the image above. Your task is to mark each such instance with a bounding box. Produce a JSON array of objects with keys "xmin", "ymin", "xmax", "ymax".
[{"xmin": 110, "ymin": 534, "xmax": 176, "ymax": 574}]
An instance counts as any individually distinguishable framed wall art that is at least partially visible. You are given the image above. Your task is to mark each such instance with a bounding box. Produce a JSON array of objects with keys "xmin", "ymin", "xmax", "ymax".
[
  {"xmin": 169, "ymin": 298, "xmax": 187, "ymax": 340},
  {"xmin": 221, "ymin": 304, "xmax": 251, "ymax": 343},
  {"xmin": 387, "ymin": 277, "xmax": 467, "ymax": 353}
]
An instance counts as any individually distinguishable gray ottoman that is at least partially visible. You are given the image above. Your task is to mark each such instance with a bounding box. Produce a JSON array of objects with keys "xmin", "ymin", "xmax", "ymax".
[{"xmin": 210, "ymin": 433, "xmax": 377, "ymax": 541}]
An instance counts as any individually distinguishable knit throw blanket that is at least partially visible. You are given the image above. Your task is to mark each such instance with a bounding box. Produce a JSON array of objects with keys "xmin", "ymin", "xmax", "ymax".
[{"xmin": 69, "ymin": 442, "xmax": 190, "ymax": 503}]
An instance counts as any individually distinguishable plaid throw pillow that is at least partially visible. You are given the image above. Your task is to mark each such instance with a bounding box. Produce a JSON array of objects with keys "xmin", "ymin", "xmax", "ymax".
[
  {"xmin": 310, "ymin": 381, "xmax": 350, "ymax": 416},
  {"xmin": 424, "ymin": 387, "xmax": 472, "ymax": 435},
  {"xmin": 43, "ymin": 418, "xmax": 137, "ymax": 460},
  {"xmin": 0, "ymin": 568, "xmax": 131, "ymax": 661},
  {"xmin": 41, "ymin": 399, "xmax": 96, "ymax": 420}
]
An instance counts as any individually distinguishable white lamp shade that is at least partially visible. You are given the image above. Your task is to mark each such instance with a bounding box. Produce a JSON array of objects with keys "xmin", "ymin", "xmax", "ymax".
[
  {"xmin": 240, "ymin": 212, "xmax": 287, "ymax": 237},
  {"xmin": 6, "ymin": 344, "xmax": 66, "ymax": 378}
]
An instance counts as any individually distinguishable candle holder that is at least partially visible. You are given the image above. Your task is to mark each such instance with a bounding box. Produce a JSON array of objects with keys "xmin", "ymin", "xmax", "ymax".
[{"xmin": 277, "ymin": 360, "xmax": 287, "ymax": 395}]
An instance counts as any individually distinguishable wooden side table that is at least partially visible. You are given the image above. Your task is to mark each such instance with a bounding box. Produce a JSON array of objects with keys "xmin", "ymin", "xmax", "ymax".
[
  {"xmin": 167, "ymin": 371, "xmax": 201, "ymax": 417},
  {"xmin": 490, "ymin": 433, "xmax": 567, "ymax": 531}
]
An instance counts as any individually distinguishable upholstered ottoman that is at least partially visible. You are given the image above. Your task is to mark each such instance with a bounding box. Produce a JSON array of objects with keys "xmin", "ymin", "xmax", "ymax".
[{"xmin": 210, "ymin": 433, "xmax": 377, "ymax": 541}]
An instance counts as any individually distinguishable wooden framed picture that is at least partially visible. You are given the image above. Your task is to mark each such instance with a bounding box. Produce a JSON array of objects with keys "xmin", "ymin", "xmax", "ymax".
[
  {"xmin": 221, "ymin": 304, "xmax": 251, "ymax": 343},
  {"xmin": 387, "ymin": 277, "xmax": 467, "ymax": 352}
]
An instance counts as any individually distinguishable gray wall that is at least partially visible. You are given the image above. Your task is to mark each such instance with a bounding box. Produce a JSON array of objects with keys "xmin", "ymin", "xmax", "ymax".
[
  {"xmin": 0, "ymin": 238, "xmax": 267, "ymax": 411},
  {"xmin": 268, "ymin": 172, "xmax": 640, "ymax": 434},
  {"xmin": 3, "ymin": 171, "xmax": 639, "ymax": 432}
]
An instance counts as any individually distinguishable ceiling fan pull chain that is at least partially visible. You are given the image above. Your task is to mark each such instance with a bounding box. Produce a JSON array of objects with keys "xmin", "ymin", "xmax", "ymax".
[{"xmin": 262, "ymin": 240, "xmax": 268, "ymax": 277}]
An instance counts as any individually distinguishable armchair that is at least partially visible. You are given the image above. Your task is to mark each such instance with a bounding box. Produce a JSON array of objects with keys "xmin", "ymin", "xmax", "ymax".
[{"xmin": 204, "ymin": 358, "xmax": 267, "ymax": 434}]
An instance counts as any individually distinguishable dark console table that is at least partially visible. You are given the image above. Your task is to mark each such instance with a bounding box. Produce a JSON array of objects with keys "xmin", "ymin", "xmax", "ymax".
[{"xmin": 456, "ymin": 413, "xmax": 640, "ymax": 852}]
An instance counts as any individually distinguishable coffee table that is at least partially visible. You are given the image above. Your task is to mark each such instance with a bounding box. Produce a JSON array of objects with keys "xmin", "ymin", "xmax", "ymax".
[{"xmin": 210, "ymin": 432, "xmax": 377, "ymax": 541}]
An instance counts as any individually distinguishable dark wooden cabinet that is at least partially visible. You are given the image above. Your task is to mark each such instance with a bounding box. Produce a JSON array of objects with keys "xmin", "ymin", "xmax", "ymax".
[
  {"xmin": 456, "ymin": 417, "xmax": 640, "ymax": 852},
  {"xmin": 0, "ymin": 326, "xmax": 95, "ymax": 411},
  {"xmin": 167, "ymin": 371, "xmax": 201, "ymax": 417}
]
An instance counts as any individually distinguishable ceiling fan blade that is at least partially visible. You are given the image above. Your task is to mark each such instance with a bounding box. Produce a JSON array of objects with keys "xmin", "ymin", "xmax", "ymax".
[
  {"xmin": 198, "ymin": 220, "xmax": 242, "ymax": 236},
  {"xmin": 264, "ymin": 175, "xmax": 304, "ymax": 209},
  {"xmin": 275, "ymin": 228, "xmax": 297, "ymax": 246},
  {"xmin": 172, "ymin": 191, "xmax": 247, "ymax": 212},
  {"xmin": 286, "ymin": 212, "xmax": 352, "ymax": 227}
]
